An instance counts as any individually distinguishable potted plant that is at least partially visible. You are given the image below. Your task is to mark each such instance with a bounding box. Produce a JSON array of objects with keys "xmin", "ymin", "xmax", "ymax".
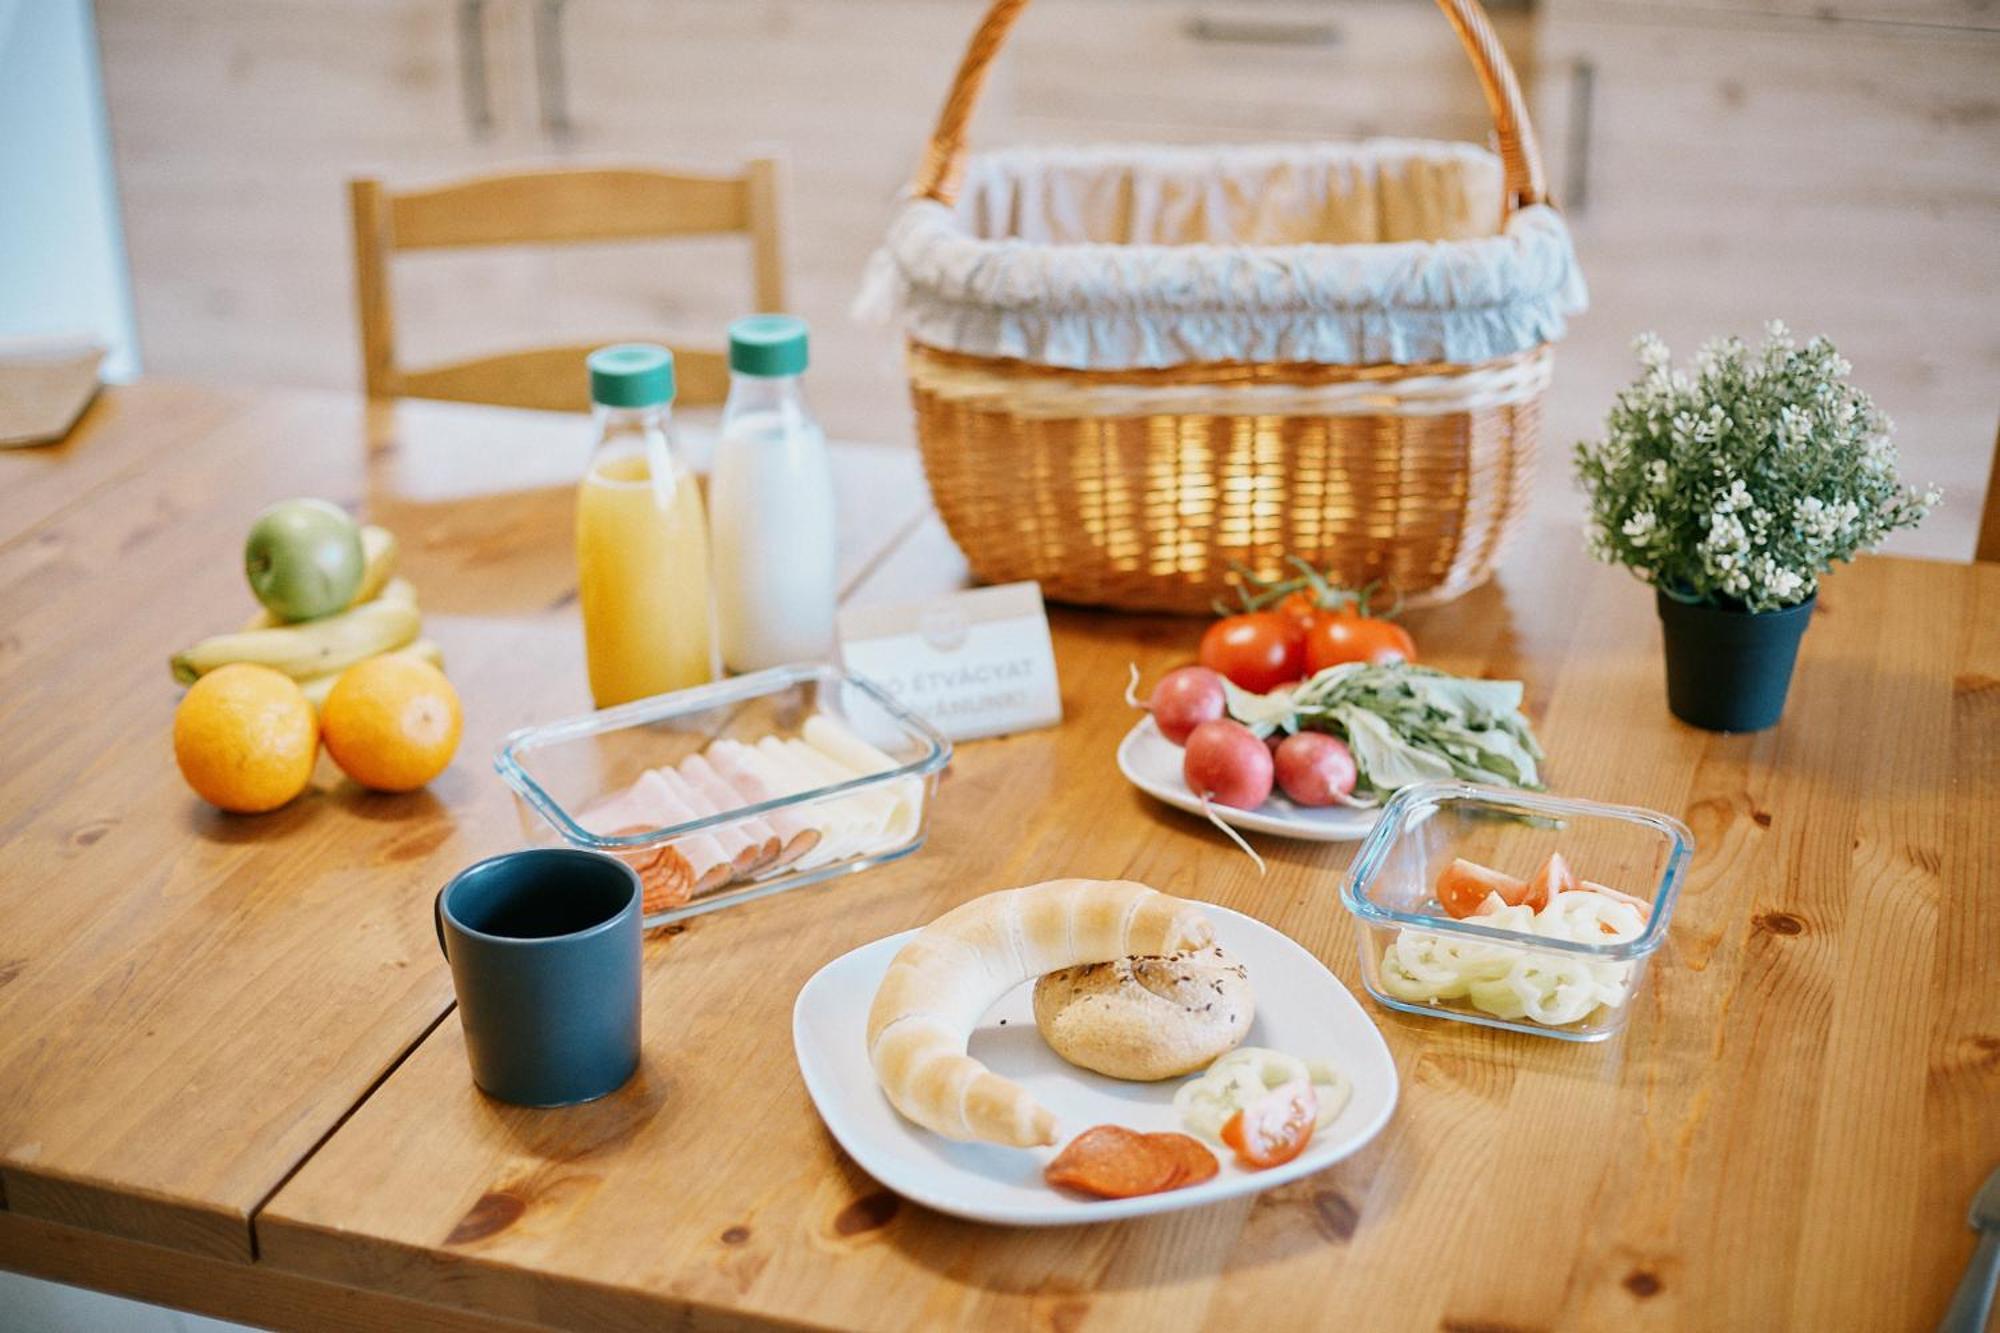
[{"xmin": 1574, "ymin": 323, "xmax": 1939, "ymax": 732}]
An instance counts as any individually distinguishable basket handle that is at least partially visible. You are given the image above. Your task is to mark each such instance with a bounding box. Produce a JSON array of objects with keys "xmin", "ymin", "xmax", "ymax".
[{"xmin": 911, "ymin": 0, "xmax": 1548, "ymax": 215}]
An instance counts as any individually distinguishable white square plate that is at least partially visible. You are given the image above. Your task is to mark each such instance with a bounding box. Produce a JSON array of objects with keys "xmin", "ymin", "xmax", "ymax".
[
  {"xmin": 1117, "ymin": 717, "xmax": 1383, "ymax": 842},
  {"xmin": 792, "ymin": 904, "xmax": 1398, "ymax": 1226}
]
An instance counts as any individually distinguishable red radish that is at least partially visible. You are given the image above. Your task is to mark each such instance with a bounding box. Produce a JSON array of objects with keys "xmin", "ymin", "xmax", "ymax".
[
  {"xmin": 1182, "ymin": 720, "xmax": 1274, "ymax": 810},
  {"xmin": 1145, "ymin": 666, "xmax": 1227, "ymax": 744},
  {"xmin": 1272, "ymin": 732, "xmax": 1357, "ymax": 807}
]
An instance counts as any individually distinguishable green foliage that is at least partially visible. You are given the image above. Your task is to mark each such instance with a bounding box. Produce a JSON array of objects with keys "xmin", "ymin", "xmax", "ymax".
[
  {"xmin": 1224, "ymin": 663, "xmax": 1543, "ymax": 802},
  {"xmin": 1573, "ymin": 323, "xmax": 1938, "ymax": 612}
]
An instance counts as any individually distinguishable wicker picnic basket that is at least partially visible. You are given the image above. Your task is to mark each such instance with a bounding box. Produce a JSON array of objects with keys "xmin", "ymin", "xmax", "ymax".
[{"xmin": 862, "ymin": 0, "xmax": 1586, "ymax": 613}]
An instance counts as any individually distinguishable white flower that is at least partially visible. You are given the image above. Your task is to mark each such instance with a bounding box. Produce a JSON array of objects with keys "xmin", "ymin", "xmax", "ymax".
[
  {"xmin": 1705, "ymin": 512, "xmax": 1749, "ymax": 553},
  {"xmin": 1574, "ymin": 321, "xmax": 1932, "ymax": 610},
  {"xmin": 1634, "ymin": 332, "xmax": 1671, "ymax": 373},
  {"xmin": 1779, "ymin": 405, "xmax": 1815, "ymax": 449}
]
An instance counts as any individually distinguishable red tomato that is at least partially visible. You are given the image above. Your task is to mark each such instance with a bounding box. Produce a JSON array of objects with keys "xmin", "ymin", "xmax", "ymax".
[
  {"xmin": 1582, "ymin": 879, "xmax": 1653, "ymax": 919},
  {"xmin": 1219, "ymin": 1079, "xmax": 1318, "ymax": 1169},
  {"xmin": 1273, "ymin": 589, "xmax": 1331, "ymax": 636},
  {"xmin": 1199, "ymin": 613, "xmax": 1305, "ymax": 693},
  {"xmin": 1304, "ymin": 614, "xmax": 1416, "ymax": 672},
  {"xmin": 1523, "ymin": 852, "xmax": 1578, "ymax": 912},
  {"xmin": 1435, "ymin": 858, "xmax": 1529, "ymax": 919}
]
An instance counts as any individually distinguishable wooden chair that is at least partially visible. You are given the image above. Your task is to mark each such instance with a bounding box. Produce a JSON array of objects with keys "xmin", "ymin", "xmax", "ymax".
[
  {"xmin": 1979, "ymin": 420, "xmax": 2000, "ymax": 562},
  {"xmin": 349, "ymin": 162, "xmax": 784, "ymax": 413}
]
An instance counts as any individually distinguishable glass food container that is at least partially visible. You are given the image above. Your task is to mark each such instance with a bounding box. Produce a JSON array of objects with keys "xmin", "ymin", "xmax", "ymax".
[
  {"xmin": 1340, "ymin": 780, "xmax": 1693, "ymax": 1042},
  {"xmin": 497, "ymin": 664, "xmax": 950, "ymax": 927}
]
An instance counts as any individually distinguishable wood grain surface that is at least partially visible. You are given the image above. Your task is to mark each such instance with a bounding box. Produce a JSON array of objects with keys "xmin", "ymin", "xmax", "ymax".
[
  {"xmin": 0, "ymin": 383, "xmax": 922, "ymax": 1262},
  {"xmin": 3, "ymin": 381, "xmax": 1995, "ymax": 1329},
  {"xmin": 261, "ymin": 517, "xmax": 2000, "ymax": 1328}
]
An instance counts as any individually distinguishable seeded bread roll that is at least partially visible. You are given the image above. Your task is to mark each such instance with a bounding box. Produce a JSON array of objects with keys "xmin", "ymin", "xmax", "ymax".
[
  {"xmin": 866, "ymin": 879, "xmax": 1215, "ymax": 1147},
  {"xmin": 1032, "ymin": 946, "xmax": 1254, "ymax": 1082}
]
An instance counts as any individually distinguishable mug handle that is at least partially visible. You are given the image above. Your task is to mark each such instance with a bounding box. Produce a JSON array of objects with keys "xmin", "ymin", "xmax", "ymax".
[{"xmin": 434, "ymin": 887, "xmax": 450, "ymax": 960}]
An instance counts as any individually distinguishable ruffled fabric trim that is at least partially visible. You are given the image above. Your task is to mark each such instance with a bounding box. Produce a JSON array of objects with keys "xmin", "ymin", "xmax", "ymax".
[{"xmin": 856, "ymin": 140, "xmax": 1588, "ymax": 370}]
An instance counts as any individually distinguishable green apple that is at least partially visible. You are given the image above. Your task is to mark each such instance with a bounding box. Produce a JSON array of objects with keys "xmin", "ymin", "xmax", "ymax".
[{"xmin": 245, "ymin": 498, "xmax": 365, "ymax": 622}]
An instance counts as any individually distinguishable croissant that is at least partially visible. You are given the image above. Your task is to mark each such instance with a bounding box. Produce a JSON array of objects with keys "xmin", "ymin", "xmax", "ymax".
[{"xmin": 865, "ymin": 879, "xmax": 1215, "ymax": 1147}]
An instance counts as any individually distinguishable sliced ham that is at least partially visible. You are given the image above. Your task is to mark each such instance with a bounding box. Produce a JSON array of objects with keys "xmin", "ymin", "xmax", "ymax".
[
  {"xmin": 710, "ymin": 739, "xmax": 844, "ymax": 869},
  {"xmin": 651, "ymin": 764, "xmax": 769, "ymax": 877},
  {"xmin": 576, "ymin": 785, "xmax": 696, "ymax": 914},
  {"xmin": 633, "ymin": 770, "xmax": 734, "ymax": 898},
  {"xmin": 678, "ymin": 752, "xmax": 796, "ymax": 871}
]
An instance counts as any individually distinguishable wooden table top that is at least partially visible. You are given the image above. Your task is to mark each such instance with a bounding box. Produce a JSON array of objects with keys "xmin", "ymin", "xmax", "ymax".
[
  {"xmin": 5, "ymin": 381, "xmax": 1997, "ymax": 1331},
  {"xmin": 0, "ymin": 382, "xmax": 927, "ymax": 1263}
]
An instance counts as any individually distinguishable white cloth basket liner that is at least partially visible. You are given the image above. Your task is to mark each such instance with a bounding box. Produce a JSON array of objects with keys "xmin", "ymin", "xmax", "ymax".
[{"xmin": 858, "ymin": 139, "xmax": 1588, "ymax": 372}]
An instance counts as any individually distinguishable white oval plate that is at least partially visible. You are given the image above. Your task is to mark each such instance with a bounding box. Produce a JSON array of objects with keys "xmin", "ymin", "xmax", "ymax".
[
  {"xmin": 792, "ymin": 904, "xmax": 1398, "ymax": 1227},
  {"xmin": 1116, "ymin": 716, "xmax": 1383, "ymax": 843}
]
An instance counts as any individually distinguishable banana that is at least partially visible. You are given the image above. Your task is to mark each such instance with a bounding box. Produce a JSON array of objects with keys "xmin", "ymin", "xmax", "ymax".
[
  {"xmin": 243, "ymin": 525, "xmax": 399, "ymax": 630},
  {"xmin": 298, "ymin": 638, "xmax": 445, "ymax": 713},
  {"xmin": 173, "ymin": 598, "xmax": 421, "ymax": 684}
]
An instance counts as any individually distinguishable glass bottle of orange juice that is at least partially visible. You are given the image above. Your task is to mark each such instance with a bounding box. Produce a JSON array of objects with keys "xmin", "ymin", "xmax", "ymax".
[{"xmin": 576, "ymin": 344, "xmax": 716, "ymax": 708}]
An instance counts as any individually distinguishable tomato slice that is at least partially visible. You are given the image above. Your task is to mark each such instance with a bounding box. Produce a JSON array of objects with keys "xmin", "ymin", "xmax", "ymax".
[
  {"xmin": 1219, "ymin": 1079, "xmax": 1318, "ymax": 1169},
  {"xmin": 1523, "ymin": 852, "xmax": 1578, "ymax": 912},
  {"xmin": 1435, "ymin": 858, "xmax": 1527, "ymax": 919},
  {"xmin": 1582, "ymin": 878, "xmax": 1653, "ymax": 926}
]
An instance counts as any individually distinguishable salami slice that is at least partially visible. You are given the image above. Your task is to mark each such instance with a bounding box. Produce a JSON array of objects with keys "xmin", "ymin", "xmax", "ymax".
[
  {"xmin": 1043, "ymin": 1126, "xmax": 1179, "ymax": 1199},
  {"xmin": 1145, "ymin": 1131, "xmax": 1219, "ymax": 1188}
]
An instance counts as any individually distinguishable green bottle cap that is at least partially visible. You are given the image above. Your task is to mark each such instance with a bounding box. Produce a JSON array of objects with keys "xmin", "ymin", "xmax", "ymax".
[
  {"xmin": 728, "ymin": 314, "xmax": 809, "ymax": 377},
  {"xmin": 588, "ymin": 344, "xmax": 676, "ymax": 407}
]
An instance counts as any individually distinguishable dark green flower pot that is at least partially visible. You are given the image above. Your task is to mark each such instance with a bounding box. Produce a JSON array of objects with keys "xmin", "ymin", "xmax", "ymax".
[{"xmin": 1656, "ymin": 591, "xmax": 1815, "ymax": 733}]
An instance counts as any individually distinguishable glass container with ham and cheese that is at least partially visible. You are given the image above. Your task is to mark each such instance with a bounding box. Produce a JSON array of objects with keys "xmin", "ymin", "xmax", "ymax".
[{"xmin": 498, "ymin": 664, "xmax": 950, "ymax": 927}]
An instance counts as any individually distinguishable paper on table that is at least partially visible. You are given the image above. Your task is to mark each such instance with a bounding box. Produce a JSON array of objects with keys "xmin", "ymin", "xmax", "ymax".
[
  {"xmin": 0, "ymin": 335, "xmax": 106, "ymax": 447},
  {"xmin": 837, "ymin": 581, "xmax": 1061, "ymax": 742}
]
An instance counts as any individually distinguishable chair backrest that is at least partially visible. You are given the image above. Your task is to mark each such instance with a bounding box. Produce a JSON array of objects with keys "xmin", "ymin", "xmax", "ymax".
[
  {"xmin": 349, "ymin": 162, "xmax": 784, "ymax": 413},
  {"xmin": 1979, "ymin": 420, "xmax": 2000, "ymax": 563}
]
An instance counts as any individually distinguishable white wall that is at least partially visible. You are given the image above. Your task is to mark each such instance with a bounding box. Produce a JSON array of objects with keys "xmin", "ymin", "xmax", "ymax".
[{"xmin": 0, "ymin": 0, "xmax": 139, "ymax": 378}]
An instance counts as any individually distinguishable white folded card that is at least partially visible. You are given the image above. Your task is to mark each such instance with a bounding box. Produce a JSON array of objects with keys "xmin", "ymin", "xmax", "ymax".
[{"xmin": 837, "ymin": 582, "xmax": 1062, "ymax": 742}]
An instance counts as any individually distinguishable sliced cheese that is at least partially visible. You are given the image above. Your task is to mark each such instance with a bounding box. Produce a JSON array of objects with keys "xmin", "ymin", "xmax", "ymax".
[
  {"xmin": 754, "ymin": 736, "xmax": 889, "ymax": 866},
  {"xmin": 777, "ymin": 737, "xmax": 905, "ymax": 856},
  {"xmin": 802, "ymin": 713, "xmax": 921, "ymax": 847},
  {"xmin": 711, "ymin": 739, "xmax": 847, "ymax": 870}
]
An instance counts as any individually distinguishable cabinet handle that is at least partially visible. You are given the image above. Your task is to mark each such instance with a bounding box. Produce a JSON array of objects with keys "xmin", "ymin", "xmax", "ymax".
[
  {"xmin": 534, "ymin": 0, "xmax": 573, "ymax": 144},
  {"xmin": 1183, "ymin": 14, "xmax": 1341, "ymax": 47},
  {"xmin": 1563, "ymin": 57, "xmax": 1595, "ymax": 215},
  {"xmin": 456, "ymin": 0, "xmax": 493, "ymax": 139}
]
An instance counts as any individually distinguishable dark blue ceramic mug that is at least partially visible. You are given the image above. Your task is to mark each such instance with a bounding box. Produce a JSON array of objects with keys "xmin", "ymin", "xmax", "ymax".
[{"xmin": 435, "ymin": 848, "xmax": 642, "ymax": 1107}]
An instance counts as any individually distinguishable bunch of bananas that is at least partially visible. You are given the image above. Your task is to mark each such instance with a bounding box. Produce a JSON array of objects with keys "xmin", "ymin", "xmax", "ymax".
[{"xmin": 170, "ymin": 525, "xmax": 443, "ymax": 711}]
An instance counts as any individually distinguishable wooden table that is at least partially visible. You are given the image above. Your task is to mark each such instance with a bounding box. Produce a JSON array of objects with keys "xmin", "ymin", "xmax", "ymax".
[{"xmin": 4, "ymin": 382, "xmax": 1996, "ymax": 1331}]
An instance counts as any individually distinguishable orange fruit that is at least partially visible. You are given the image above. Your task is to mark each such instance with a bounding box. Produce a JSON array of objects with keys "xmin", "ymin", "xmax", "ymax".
[
  {"xmin": 321, "ymin": 655, "xmax": 462, "ymax": 792},
  {"xmin": 173, "ymin": 663, "xmax": 318, "ymax": 813}
]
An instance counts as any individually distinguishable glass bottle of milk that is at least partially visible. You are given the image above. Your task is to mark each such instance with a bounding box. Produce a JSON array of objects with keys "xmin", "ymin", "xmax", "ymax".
[{"xmin": 709, "ymin": 315, "xmax": 837, "ymax": 672}]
